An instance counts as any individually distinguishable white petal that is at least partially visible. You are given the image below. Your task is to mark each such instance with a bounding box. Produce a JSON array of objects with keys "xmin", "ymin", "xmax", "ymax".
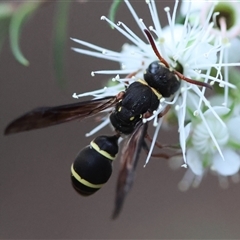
[
  {"xmin": 212, "ymin": 148, "xmax": 240, "ymax": 176},
  {"xmin": 227, "ymin": 117, "xmax": 240, "ymax": 144},
  {"xmin": 187, "ymin": 43, "xmax": 217, "ymax": 69},
  {"xmin": 120, "ymin": 43, "xmax": 154, "ymax": 71},
  {"xmin": 192, "ymin": 117, "xmax": 229, "ymax": 154},
  {"xmin": 161, "ymin": 24, "xmax": 185, "ymax": 47},
  {"xmin": 209, "ymin": 95, "xmax": 233, "ymax": 108},
  {"xmin": 203, "ymin": 106, "xmax": 230, "ymax": 119},
  {"xmin": 228, "ymin": 38, "xmax": 240, "ymax": 62},
  {"xmin": 186, "ymin": 148, "xmax": 204, "ymax": 176},
  {"xmin": 184, "ymin": 122, "xmax": 191, "ymax": 141},
  {"xmin": 180, "ymin": 1, "xmax": 204, "ymax": 16}
]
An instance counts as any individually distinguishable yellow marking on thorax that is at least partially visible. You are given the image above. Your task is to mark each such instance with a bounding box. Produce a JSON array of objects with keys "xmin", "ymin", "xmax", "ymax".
[
  {"xmin": 136, "ymin": 79, "xmax": 162, "ymax": 100},
  {"xmin": 71, "ymin": 164, "xmax": 103, "ymax": 189},
  {"xmin": 90, "ymin": 141, "xmax": 115, "ymax": 160}
]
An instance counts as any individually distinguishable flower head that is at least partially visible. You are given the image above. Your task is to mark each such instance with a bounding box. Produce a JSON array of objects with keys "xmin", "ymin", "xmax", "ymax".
[
  {"xmin": 71, "ymin": 0, "xmax": 240, "ymax": 188},
  {"xmin": 181, "ymin": 1, "xmax": 240, "ymax": 61},
  {"xmin": 175, "ymin": 102, "xmax": 240, "ymax": 191}
]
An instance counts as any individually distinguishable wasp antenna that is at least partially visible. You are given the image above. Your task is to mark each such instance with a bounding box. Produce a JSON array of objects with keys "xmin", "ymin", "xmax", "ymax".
[
  {"xmin": 144, "ymin": 29, "xmax": 212, "ymax": 90},
  {"xmin": 144, "ymin": 29, "xmax": 169, "ymax": 68},
  {"xmin": 175, "ymin": 71, "xmax": 213, "ymax": 90}
]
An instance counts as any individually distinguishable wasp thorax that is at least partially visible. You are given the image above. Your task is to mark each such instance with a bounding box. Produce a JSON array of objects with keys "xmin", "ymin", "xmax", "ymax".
[{"xmin": 144, "ymin": 61, "xmax": 180, "ymax": 98}]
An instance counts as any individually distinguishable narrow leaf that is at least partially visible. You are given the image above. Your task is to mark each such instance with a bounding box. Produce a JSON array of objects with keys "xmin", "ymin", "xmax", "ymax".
[
  {"xmin": 9, "ymin": 2, "xmax": 41, "ymax": 66},
  {"xmin": 53, "ymin": 1, "xmax": 71, "ymax": 87},
  {"xmin": 0, "ymin": 6, "xmax": 12, "ymax": 52},
  {"xmin": 108, "ymin": 0, "xmax": 122, "ymax": 29}
]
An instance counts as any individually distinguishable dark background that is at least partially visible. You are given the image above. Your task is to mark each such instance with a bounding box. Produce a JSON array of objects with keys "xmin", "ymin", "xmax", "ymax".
[{"xmin": 1, "ymin": 1, "xmax": 240, "ymax": 239}]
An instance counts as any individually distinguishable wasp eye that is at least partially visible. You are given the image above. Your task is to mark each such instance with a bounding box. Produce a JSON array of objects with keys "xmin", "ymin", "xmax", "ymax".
[{"xmin": 147, "ymin": 61, "xmax": 161, "ymax": 74}]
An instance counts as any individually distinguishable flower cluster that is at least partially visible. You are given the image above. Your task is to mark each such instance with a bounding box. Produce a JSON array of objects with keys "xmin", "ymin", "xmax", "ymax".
[{"xmin": 71, "ymin": 0, "xmax": 240, "ymax": 190}]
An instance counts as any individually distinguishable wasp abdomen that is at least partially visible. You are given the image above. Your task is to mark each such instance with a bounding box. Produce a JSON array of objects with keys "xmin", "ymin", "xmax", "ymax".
[{"xmin": 71, "ymin": 135, "xmax": 119, "ymax": 196}]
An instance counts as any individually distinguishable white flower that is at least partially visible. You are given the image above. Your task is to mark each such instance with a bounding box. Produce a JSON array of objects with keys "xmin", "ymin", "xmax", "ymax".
[
  {"xmin": 71, "ymin": 0, "xmax": 240, "ymax": 180},
  {"xmin": 180, "ymin": 1, "xmax": 240, "ymax": 115},
  {"xmin": 181, "ymin": 1, "xmax": 240, "ymax": 36},
  {"xmin": 212, "ymin": 148, "xmax": 240, "ymax": 176},
  {"xmin": 175, "ymin": 102, "xmax": 240, "ymax": 190},
  {"xmin": 186, "ymin": 148, "xmax": 204, "ymax": 176},
  {"xmin": 191, "ymin": 106, "xmax": 229, "ymax": 155},
  {"xmin": 181, "ymin": 0, "xmax": 240, "ymax": 62}
]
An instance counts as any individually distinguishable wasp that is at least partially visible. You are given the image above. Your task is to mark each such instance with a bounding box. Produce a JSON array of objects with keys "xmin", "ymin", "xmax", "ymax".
[{"xmin": 4, "ymin": 29, "xmax": 211, "ymax": 218}]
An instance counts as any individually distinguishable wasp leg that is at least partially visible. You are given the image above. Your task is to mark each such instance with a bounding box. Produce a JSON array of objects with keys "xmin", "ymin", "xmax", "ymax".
[{"xmin": 145, "ymin": 133, "xmax": 180, "ymax": 150}]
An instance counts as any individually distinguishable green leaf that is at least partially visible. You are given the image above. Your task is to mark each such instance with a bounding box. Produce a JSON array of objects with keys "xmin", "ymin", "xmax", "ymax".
[
  {"xmin": 226, "ymin": 67, "xmax": 240, "ymax": 101},
  {"xmin": 108, "ymin": 0, "xmax": 122, "ymax": 28},
  {"xmin": 175, "ymin": 14, "xmax": 185, "ymax": 25},
  {"xmin": 0, "ymin": 10, "xmax": 12, "ymax": 52},
  {"xmin": 53, "ymin": 1, "xmax": 71, "ymax": 88},
  {"xmin": 9, "ymin": 2, "xmax": 40, "ymax": 66}
]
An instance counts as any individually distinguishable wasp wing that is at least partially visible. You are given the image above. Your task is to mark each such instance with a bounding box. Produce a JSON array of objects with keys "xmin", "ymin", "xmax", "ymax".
[
  {"xmin": 112, "ymin": 121, "xmax": 148, "ymax": 219},
  {"xmin": 5, "ymin": 96, "xmax": 117, "ymax": 135}
]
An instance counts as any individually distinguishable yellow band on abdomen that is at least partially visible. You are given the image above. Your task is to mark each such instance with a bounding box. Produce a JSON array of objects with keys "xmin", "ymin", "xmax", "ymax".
[
  {"xmin": 71, "ymin": 164, "xmax": 104, "ymax": 189},
  {"xmin": 90, "ymin": 141, "xmax": 115, "ymax": 160}
]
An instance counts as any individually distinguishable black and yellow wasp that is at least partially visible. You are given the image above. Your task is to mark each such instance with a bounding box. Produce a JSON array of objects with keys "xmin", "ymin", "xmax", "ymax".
[{"xmin": 4, "ymin": 30, "xmax": 211, "ymax": 218}]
